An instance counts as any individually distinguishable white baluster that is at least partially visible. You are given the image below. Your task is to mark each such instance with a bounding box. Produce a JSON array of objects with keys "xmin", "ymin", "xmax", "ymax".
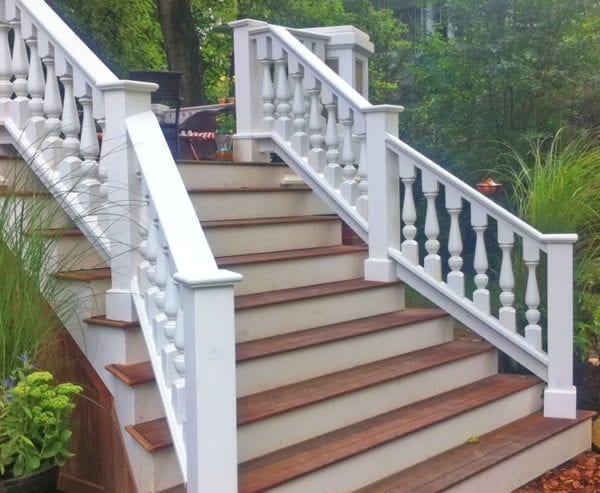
[
  {"xmin": 0, "ymin": 23, "xmax": 12, "ymax": 114},
  {"xmin": 323, "ymin": 101, "xmax": 342, "ymax": 187},
  {"xmin": 498, "ymin": 222, "xmax": 516, "ymax": 331},
  {"xmin": 162, "ymin": 264, "xmax": 179, "ymax": 386},
  {"xmin": 340, "ymin": 115, "xmax": 358, "ymax": 204},
  {"xmin": 471, "ymin": 205, "xmax": 490, "ymax": 314},
  {"xmin": 273, "ymin": 56, "xmax": 292, "ymax": 139},
  {"xmin": 172, "ymin": 282, "xmax": 186, "ymax": 421},
  {"xmin": 60, "ymin": 75, "xmax": 80, "ymax": 156},
  {"xmin": 137, "ymin": 177, "xmax": 150, "ymax": 292},
  {"xmin": 290, "ymin": 69, "xmax": 309, "ymax": 155},
  {"xmin": 9, "ymin": 20, "xmax": 30, "ymax": 128},
  {"xmin": 422, "ymin": 171, "xmax": 441, "ymax": 280},
  {"xmin": 260, "ymin": 59, "xmax": 275, "ymax": 131},
  {"xmin": 400, "ymin": 157, "xmax": 418, "ymax": 265},
  {"xmin": 42, "ymin": 54, "xmax": 63, "ymax": 163},
  {"xmin": 355, "ymin": 132, "xmax": 368, "ymax": 220},
  {"xmin": 78, "ymin": 93, "xmax": 101, "ymax": 215},
  {"xmin": 25, "ymin": 38, "xmax": 46, "ymax": 138},
  {"xmin": 523, "ymin": 240, "xmax": 542, "ymax": 350},
  {"xmin": 446, "ymin": 189, "xmax": 464, "ymax": 297},
  {"xmin": 307, "ymin": 87, "xmax": 326, "ymax": 172}
]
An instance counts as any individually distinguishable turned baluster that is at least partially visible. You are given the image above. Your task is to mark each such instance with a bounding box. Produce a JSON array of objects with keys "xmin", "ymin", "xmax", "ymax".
[
  {"xmin": 42, "ymin": 54, "xmax": 62, "ymax": 144},
  {"xmin": 355, "ymin": 132, "xmax": 368, "ymax": 220},
  {"xmin": 498, "ymin": 223, "xmax": 516, "ymax": 331},
  {"xmin": 136, "ymin": 178, "xmax": 150, "ymax": 292},
  {"xmin": 340, "ymin": 114, "xmax": 358, "ymax": 204},
  {"xmin": 307, "ymin": 87, "xmax": 326, "ymax": 172},
  {"xmin": 471, "ymin": 205, "xmax": 490, "ymax": 314},
  {"xmin": 523, "ymin": 240, "xmax": 542, "ymax": 350},
  {"xmin": 172, "ymin": 284, "xmax": 186, "ymax": 421},
  {"xmin": 273, "ymin": 56, "xmax": 292, "ymax": 139},
  {"xmin": 446, "ymin": 190, "xmax": 464, "ymax": 297},
  {"xmin": 9, "ymin": 20, "xmax": 29, "ymax": 127},
  {"xmin": 78, "ymin": 93, "xmax": 101, "ymax": 213},
  {"xmin": 60, "ymin": 75, "xmax": 80, "ymax": 157},
  {"xmin": 154, "ymin": 238, "xmax": 168, "ymax": 312},
  {"xmin": 290, "ymin": 68, "xmax": 309, "ymax": 155},
  {"xmin": 260, "ymin": 59, "xmax": 275, "ymax": 131},
  {"xmin": 163, "ymin": 262, "xmax": 180, "ymax": 386},
  {"xmin": 26, "ymin": 39, "xmax": 45, "ymax": 130},
  {"xmin": 0, "ymin": 24, "xmax": 12, "ymax": 110},
  {"xmin": 400, "ymin": 158, "xmax": 418, "ymax": 265},
  {"xmin": 324, "ymin": 101, "xmax": 342, "ymax": 187},
  {"xmin": 422, "ymin": 171, "xmax": 441, "ymax": 280}
]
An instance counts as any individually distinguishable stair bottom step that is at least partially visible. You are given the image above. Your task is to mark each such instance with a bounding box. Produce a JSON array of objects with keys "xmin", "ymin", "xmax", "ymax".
[{"xmin": 355, "ymin": 410, "xmax": 595, "ymax": 493}]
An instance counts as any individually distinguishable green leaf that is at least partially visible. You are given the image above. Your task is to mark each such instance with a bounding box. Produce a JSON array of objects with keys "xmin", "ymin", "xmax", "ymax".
[
  {"xmin": 24, "ymin": 453, "xmax": 40, "ymax": 472},
  {"xmin": 40, "ymin": 441, "xmax": 63, "ymax": 459}
]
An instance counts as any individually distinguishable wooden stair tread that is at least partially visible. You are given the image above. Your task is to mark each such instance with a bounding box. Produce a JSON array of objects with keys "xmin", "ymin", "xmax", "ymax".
[
  {"xmin": 106, "ymin": 361, "xmax": 154, "ymax": 386},
  {"xmin": 354, "ymin": 410, "xmax": 596, "ymax": 493},
  {"xmin": 236, "ymin": 308, "xmax": 446, "ymax": 362},
  {"xmin": 0, "ymin": 189, "xmax": 49, "ymax": 196},
  {"xmin": 177, "ymin": 159, "xmax": 288, "ymax": 167},
  {"xmin": 237, "ymin": 340, "xmax": 493, "ymax": 425},
  {"xmin": 235, "ymin": 278, "xmax": 396, "ymax": 310},
  {"xmin": 157, "ymin": 484, "xmax": 186, "ymax": 493},
  {"xmin": 188, "ymin": 185, "xmax": 311, "ymax": 192},
  {"xmin": 83, "ymin": 315, "xmax": 140, "ymax": 329},
  {"xmin": 201, "ymin": 214, "xmax": 338, "ymax": 228},
  {"xmin": 53, "ymin": 267, "xmax": 111, "ymax": 281},
  {"xmin": 39, "ymin": 227, "xmax": 82, "ymax": 237},
  {"xmin": 238, "ymin": 374, "xmax": 541, "ymax": 493},
  {"xmin": 125, "ymin": 418, "xmax": 172, "ymax": 452},
  {"xmin": 218, "ymin": 245, "xmax": 367, "ymax": 268}
]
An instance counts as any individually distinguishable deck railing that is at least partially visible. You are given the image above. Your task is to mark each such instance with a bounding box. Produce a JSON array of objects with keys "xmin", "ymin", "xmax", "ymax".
[{"xmin": 232, "ymin": 19, "xmax": 577, "ymax": 419}]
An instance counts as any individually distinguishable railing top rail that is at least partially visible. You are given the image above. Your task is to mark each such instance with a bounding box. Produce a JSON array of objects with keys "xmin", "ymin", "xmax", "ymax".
[
  {"xmin": 15, "ymin": 0, "xmax": 118, "ymax": 86},
  {"xmin": 126, "ymin": 111, "xmax": 223, "ymax": 280},
  {"xmin": 386, "ymin": 133, "xmax": 578, "ymax": 247},
  {"xmin": 250, "ymin": 23, "xmax": 372, "ymax": 114}
]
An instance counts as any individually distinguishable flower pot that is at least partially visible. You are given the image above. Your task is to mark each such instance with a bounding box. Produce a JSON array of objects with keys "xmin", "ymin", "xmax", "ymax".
[
  {"xmin": 217, "ymin": 97, "xmax": 227, "ymax": 104},
  {"xmin": 0, "ymin": 465, "xmax": 59, "ymax": 493}
]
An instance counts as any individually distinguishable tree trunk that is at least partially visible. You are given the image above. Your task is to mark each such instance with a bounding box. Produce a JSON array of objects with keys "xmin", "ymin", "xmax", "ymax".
[{"xmin": 156, "ymin": 0, "xmax": 204, "ymax": 105}]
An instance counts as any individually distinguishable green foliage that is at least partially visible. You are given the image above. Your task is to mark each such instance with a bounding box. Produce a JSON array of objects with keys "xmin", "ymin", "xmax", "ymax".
[
  {"xmin": 216, "ymin": 112, "xmax": 236, "ymax": 132},
  {"xmin": 0, "ymin": 356, "xmax": 82, "ymax": 478},
  {"xmin": 402, "ymin": 0, "xmax": 600, "ymax": 177}
]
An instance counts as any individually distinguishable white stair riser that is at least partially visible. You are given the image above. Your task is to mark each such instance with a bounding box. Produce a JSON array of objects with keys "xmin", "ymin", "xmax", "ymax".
[
  {"xmin": 229, "ymin": 250, "xmax": 367, "ymax": 295},
  {"xmin": 46, "ymin": 236, "xmax": 107, "ymax": 271},
  {"xmin": 178, "ymin": 162, "xmax": 290, "ymax": 188},
  {"xmin": 236, "ymin": 284, "xmax": 405, "ymax": 342},
  {"xmin": 191, "ymin": 189, "xmax": 331, "ymax": 221},
  {"xmin": 266, "ymin": 384, "xmax": 544, "ymax": 493},
  {"xmin": 112, "ymin": 380, "xmax": 165, "ymax": 424},
  {"xmin": 0, "ymin": 195, "xmax": 73, "ymax": 228},
  {"xmin": 204, "ymin": 219, "xmax": 341, "ymax": 256},
  {"xmin": 0, "ymin": 159, "xmax": 45, "ymax": 190},
  {"xmin": 237, "ymin": 317, "xmax": 453, "ymax": 396},
  {"xmin": 57, "ymin": 278, "xmax": 111, "ymax": 320},
  {"xmin": 238, "ymin": 350, "xmax": 499, "ymax": 461},
  {"xmin": 448, "ymin": 418, "xmax": 591, "ymax": 493}
]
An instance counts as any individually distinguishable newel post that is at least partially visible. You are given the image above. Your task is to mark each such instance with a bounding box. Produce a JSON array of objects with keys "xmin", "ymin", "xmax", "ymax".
[
  {"xmin": 363, "ymin": 105, "xmax": 403, "ymax": 282},
  {"xmin": 230, "ymin": 19, "xmax": 270, "ymax": 162},
  {"xmin": 174, "ymin": 269, "xmax": 242, "ymax": 493},
  {"xmin": 544, "ymin": 237, "xmax": 578, "ymax": 418},
  {"xmin": 97, "ymin": 80, "xmax": 157, "ymax": 321}
]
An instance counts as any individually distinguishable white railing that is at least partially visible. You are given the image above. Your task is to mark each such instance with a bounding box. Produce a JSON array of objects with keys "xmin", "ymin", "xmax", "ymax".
[
  {"xmin": 0, "ymin": 1, "xmax": 241, "ymax": 491},
  {"xmin": 232, "ymin": 19, "xmax": 577, "ymax": 419}
]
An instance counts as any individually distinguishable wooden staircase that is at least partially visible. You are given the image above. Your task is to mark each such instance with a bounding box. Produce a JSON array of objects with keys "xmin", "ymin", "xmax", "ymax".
[{"xmin": 10, "ymin": 155, "xmax": 592, "ymax": 492}]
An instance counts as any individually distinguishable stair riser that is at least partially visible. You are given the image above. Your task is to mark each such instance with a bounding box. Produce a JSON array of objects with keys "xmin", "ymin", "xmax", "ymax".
[
  {"xmin": 264, "ymin": 384, "xmax": 544, "ymax": 493},
  {"xmin": 112, "ymin": 380, "xmax": 164, "ymax": 424},
  {"xmin": 229, "ymin": 250, "xmax": 367, "ymax": 295},
  {"xmin": 235, "ymin": 284, "xmax": 405, "ymax": 342},
  {"xmin": 57, "ymin": 278, "xmax": 111, "ymax": 320},
  {"xmin": 447, "ymin": 418, "xmax": 591, "ymax": 493},
  {"xmin": 204, "ymin": 220, "xmax": 341, "ymax": 256},
  {"xmin": 0, "ymin": 196, "xmax": 73, "ymax": 228},
  {"xmin": 237, "ymin": 317, "xmax": 453, "ymax": 396},
  {"xmin": 46, "ymin": 236, "xmax": 107, "ymax": 271},
  {"xmin": 178, "ymin": 162, "xmax": 290, "ymax": 188},
  {"xmin": 191, "ymin": 189, "xmax": 331, "ymax": 221},
  {"xmin": 238, "ymin": 350, "xmax": 499, "ymax": 461},
  {"xmin": 0, "ymin": 159, "xmax": 45, "ymax": 190}
]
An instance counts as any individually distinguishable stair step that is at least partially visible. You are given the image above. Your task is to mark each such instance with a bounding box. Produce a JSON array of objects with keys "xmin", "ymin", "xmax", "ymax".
[
  {"xmin": 238, "ymin": 374, "xmax": 541, "ymax": 493},
  {"xmin": 53, "ymin": 267, "xmax": 111, "ymax": 281},
  {"xmin": 202, "ymin": 214, "xmax": 341, "ymax": 256},
  {"xmin": 237, "ymin": 340, "xmax": 493, "ymax": 426},
  {"xmin": 38, "ymin": 227, "xmax": 107, "ymax": 270},
  {"xmin": 236, "ymin": 308, "xmax": 446, "ymax": 362},
  {"xmin": 354, "ymin": 410, "xmax": 596, "ymax": 493},
  {"xmin": 218, "ymin": 245, "xmax": 367, "ymax": 295},
  {"xmin": 106, "ymin": 361, "xmax": 154, "ymax": 386},
  {"xmin": 177, "ymin": 160, "xmax": 290, "ymax": 189},
  {"xmin": 83, "ymin": 315, "xmax": 140, "ymax": 330},
  {"xmin": 157, "ymin": 485, "xmax": 186, "ymax": 493},
  {"xmin": 125, "ymin": 418, "xmax": 172, "ymax": 453},
  {"xmin": 189, "ymin": 186, "xmax": 330, "ymax": 221},
  {"xmin": 235, "ymin": 278, "xmax": 391, "ymax": 311}
]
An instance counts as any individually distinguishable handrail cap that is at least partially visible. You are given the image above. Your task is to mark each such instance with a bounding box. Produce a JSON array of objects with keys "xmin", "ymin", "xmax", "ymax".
[{"xmin": 174, "ymin": 269, "xmax": 243, "ymax": 288}]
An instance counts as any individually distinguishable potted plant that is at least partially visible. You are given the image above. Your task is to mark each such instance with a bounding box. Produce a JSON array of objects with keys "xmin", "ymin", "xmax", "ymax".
[
  {"xmin": 0, "ymin": 355, "xmax": 82, "ymax": 492},
  {"xmin": 215, "ymin": 111, "xmax": 235, "ymax": 161}
]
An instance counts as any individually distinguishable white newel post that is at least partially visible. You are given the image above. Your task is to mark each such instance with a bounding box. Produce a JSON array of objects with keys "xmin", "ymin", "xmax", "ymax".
[
  {"xmin": 544, "ymin": 238, "xmax": 577, "ymax": 419},
  {"xmin": 364, "ymin": 105, "xmax": 403, "ymax": 282},
  {"xmin": 175, "ymin": 270, "xmax": 242, "ymax": 493},
  {"xmin": 230, "ymin": 19, "xmax": 270, "ymax": 162},
  {"xmin": 98, "ymin": 81, "xmax": 157, "ymax": 321}
]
